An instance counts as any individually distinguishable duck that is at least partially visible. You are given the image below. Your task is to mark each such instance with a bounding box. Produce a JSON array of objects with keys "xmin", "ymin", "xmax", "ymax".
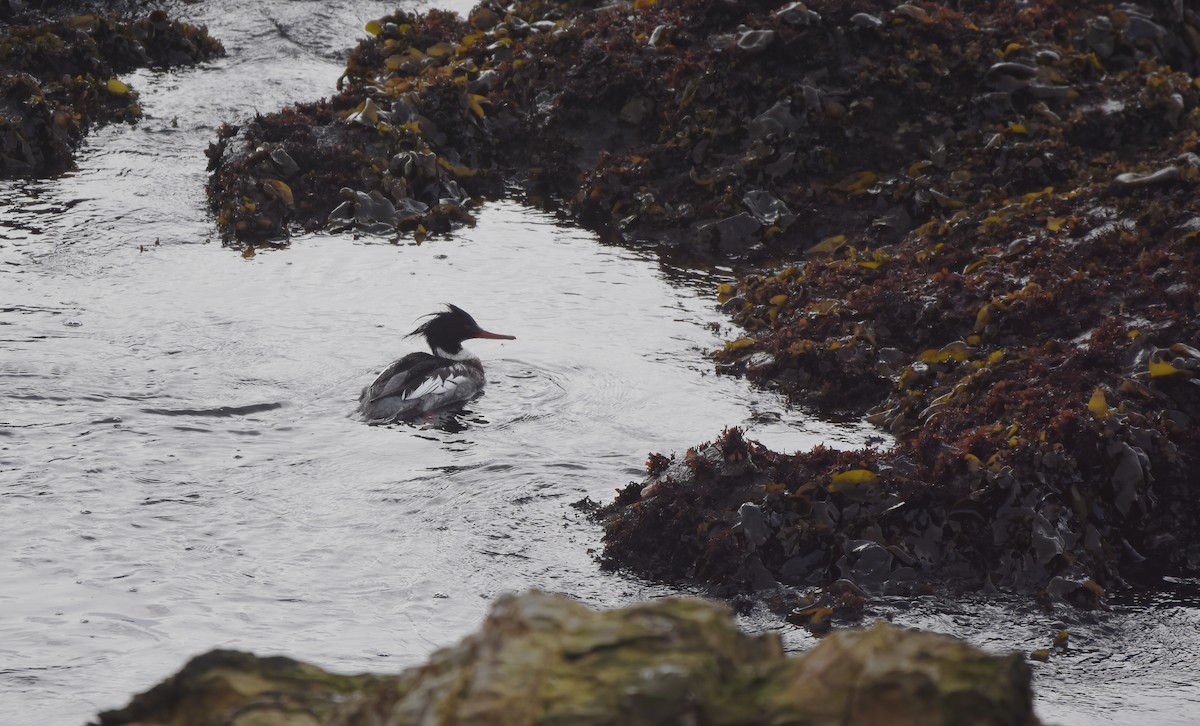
[{"xmin": 357, "ymin": 304, "xmax": 515, "ymax": 423}]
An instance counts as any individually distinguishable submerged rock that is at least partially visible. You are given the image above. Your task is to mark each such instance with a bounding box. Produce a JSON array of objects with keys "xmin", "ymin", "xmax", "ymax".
[{"xmin": 94, "ymin": 590, "xmax": 1039, "ymax": 726}]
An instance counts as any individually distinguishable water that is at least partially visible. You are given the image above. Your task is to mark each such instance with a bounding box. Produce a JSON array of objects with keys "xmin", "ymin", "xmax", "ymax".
[{"xmin": 1, "ymin": 1, "xmax": 1197, "ymax": 724}]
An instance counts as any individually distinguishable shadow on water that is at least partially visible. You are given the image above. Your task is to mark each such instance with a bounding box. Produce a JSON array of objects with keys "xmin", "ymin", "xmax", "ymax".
[{"xmin": 139, "ymin": 403, "xmax": 285, "ymax": 417}]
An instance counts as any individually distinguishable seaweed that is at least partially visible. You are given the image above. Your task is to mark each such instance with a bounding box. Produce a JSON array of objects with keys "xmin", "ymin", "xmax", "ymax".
[{"xmin": 0, "ymin": 9, "xmax": 223, "ymax": 177}]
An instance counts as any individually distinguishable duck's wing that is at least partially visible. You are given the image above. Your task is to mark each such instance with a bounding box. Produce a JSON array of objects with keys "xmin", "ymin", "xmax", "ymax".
[
  {"xmin": 361, "ymin": 352, "xmax": 445, "ymax": 403},
  {"xmin": 394, "ymin": 363, "xmax": 478, "ymax": 405}
]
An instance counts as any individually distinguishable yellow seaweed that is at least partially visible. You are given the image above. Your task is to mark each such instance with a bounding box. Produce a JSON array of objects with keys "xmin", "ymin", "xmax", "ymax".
[
  {"xmin": 1149, "ymin": 355, "xmax": 1187, "ymax": 378},
  {"xmin": 1087, "ymin": 387, "xmax": 1111, "ymax": 420},
  {"xmin": 907, "ymin": 160, "xmax": 932, "ymax": 175},
  {"xmin": 963, "ymin": 256, "xmax": 995, "ymax": 274},
  {"xmin": 830, "ymin": 469, "xmax": 880, "ymax": 486},
  {"xmin": 467, "ymin": 94, "xmax": 488, "ymax": 118},
  {"xmin": 346, "ymin": 98, "xmax": 380, "ymax": 125},
  {"xmin": 833, "ymin": 170, "xmax": 878, "ymax": 193},
  {"xmin": 808, "ymin": 300, "xmax": 840, "ymax": 316},
  {"xmin": 919, "ymin": 340, "xmax": 972, "ymax": 363},
  {"xmin": 437, "ymin": 158, "xmax": 479, "ymax": 177},
  {"xmin": 856, "ymin": 248, "xmax": 890, "ymax": 269},
  {"xmin": 806, "ymin": 234, "xmax": 847, "ymax": 257},
  {"xmin": 974, "ymin": 303, "xmax": 993, "ymax": 333},
  {"xmin": 261, "ymin": 179, "xmax": 293, "ymax": 206}
]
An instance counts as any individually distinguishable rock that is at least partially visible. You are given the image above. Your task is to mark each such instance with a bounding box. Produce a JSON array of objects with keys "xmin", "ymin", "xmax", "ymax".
[
  {"xmin": 743, "ymin": 189, "xmax": 796, "ymax": 229},
  {"xmin": 774, "ymin": 621, "xmax": 1036, "ymax": 725},
  {"xmin": 94, "ymin": 590, "xmax": 1040, "ymax": 726},
  {"xmin": 747, "ymin": 100, "xmax": 801, "ymax": 141},
  {"xmin": 698, "ymin": 212, "xmax": 762, "ymax": 255},
  {"xmin": 850, "ymin": 12, "xmax": 884, "ymax": 30},
  {"xmin": 842, "ymin": 540, "xmax": 895, "ymax": 587},
  {"xmin": 647, "ymin": 24, "xmax": 672, "ymax": 49},
  {"xmin": 777, "ymin": 2, "xmax": 820, "ymax": 26},
  {"xmin": 736, "ymin": 28, "xmax": 775, "ymax": 53},
  {"xmin": 734, "ymin": 501, "xmax": 770, "ymax": 550},
  {"xmin": 266, "ymin": 147, "xmax": 300, "ymax": 177},
  {"xmin": 894, "ymin": 4, "xmax": 930, "ymax": 24},
  {"xmin": 1111, "ymin": 166, "xmax": 1182, "ymax": 190},
  {"xmin": 619, "ymin": 95, "xmax": 654, "ymax": 125},
  {"xmin": 327, "ymin": 187, "xmax": 401, "ymax": 234}
]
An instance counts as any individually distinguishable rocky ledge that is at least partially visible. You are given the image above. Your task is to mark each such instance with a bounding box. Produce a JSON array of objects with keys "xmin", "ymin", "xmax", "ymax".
[{"xmin": 94, "ymin": 590, "xmax": 1039, "ymax": 726}]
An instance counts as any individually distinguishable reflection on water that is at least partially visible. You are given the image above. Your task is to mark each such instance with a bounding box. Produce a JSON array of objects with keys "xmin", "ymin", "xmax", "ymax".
[{"xmin": 1, "ymin": 0, "xmax": 1198, "ymax": 725}]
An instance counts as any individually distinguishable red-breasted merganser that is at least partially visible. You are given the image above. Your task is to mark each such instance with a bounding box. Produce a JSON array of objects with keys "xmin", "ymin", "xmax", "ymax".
[{"xmin": 357, "ymin": 304, "xmax": 515, "ymax": 422}]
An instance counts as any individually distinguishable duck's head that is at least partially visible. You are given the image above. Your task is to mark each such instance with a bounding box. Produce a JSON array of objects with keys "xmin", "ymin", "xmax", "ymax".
[{"xmin": 410, "ymin": 304, "xmax": 515, "ymax": 359}]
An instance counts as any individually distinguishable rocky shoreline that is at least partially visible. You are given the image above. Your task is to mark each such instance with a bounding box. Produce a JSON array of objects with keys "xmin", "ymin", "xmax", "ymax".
[
  {"xmin": 204, "ymin": 0, "xmax": 1200, "ymax": 615},
  {"xmin": 0, "ymin": 1, "xmax": 223, "ymax": 177}
]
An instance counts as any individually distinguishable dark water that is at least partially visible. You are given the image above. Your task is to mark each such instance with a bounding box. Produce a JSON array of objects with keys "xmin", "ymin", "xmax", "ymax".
[{"xmin": 1, "ymin": 1, "xmax": 1197, "ymax": 724}]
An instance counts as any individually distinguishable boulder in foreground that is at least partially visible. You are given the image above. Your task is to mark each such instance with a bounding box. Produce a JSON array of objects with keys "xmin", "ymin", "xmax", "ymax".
[{"xmin": 95, "ymin": 589, "xmax": 1038, "ymax": 726}]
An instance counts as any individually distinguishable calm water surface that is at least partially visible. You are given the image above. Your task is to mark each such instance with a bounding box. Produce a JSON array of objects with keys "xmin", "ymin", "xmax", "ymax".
[{"xmin": 1, "ymin": 1, "xmax": 1197, "ymax": 724}]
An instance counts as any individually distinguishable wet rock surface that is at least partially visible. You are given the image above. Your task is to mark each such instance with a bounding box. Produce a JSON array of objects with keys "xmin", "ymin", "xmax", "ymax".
[
  {"xmin": 94, "ymin": 589, "xmax": 1039, "ymax": 726},
  {"xmin": 206, "ymin": 0, "xmax": 1200, "ymax": 609},
  {"xmin": 0, "ymin": 2, "xmax": 223, "ymax": 176}
]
